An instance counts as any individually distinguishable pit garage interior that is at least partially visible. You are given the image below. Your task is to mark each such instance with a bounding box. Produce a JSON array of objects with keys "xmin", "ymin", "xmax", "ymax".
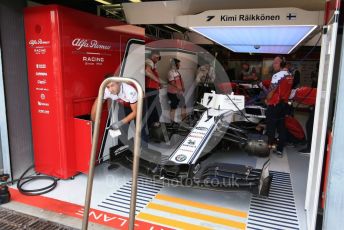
[{"xmin": 0, "ymin": 0, "xmax": 343, "ymax": 230}]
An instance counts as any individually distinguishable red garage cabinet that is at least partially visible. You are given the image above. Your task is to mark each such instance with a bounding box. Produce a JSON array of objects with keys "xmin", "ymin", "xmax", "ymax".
[{"xmin": 24, "ymin": 5, "xmax": 144, "ymax": 179}]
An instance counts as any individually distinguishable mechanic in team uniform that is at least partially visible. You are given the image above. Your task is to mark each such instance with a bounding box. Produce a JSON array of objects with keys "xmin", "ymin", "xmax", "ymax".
[
  {"xmin": 265, "ymin": 56, "xmax": 294, "ymax": 157},
  {"xmin": 145, "ymin": 51, "xmax": 162, "ymax": 129},
  {"xmin": 91, "ymin": 74, "xmax": 138, "ymax": 147},
  {"xmin": 167, "ymin": 58, "xmax": 186, "ymax": 123}
]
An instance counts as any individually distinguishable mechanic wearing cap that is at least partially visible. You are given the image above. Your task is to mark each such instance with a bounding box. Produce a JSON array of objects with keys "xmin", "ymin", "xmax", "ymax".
[
  {"xmin": 265, "ymin": 56, "xmax": 293, "ymax": 157},
  {"xmin": 145, "ymin": 51, "xmax": 162, "ymax": 129},
  {"xmin": 91, "ymin": 74, "xmax": 137, "ymax": 146},
  {"xmin": 167, "ymin": 58, "xmax": 186, "ymax": 123}
]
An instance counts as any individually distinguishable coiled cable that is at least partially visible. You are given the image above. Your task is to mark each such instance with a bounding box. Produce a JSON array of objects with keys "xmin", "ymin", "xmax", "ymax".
[{"xmin": 14, "ymin": 165, "xmax": 58, "ymax": 196}]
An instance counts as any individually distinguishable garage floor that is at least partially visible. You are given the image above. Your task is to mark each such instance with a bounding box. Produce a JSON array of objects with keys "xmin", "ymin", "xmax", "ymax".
[
  {"xmin": 0, "ymin": 207, "xmax": 76, "ymax": 230},
  {"xmin": 5, "ymin": 132, "xmax": 310, "ymax": 230}
]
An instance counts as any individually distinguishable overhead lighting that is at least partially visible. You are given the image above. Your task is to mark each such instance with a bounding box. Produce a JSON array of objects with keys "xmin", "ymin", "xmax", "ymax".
[
  {"xmin": 129, "ymin": 0, "xmax": 142, "ymax": 3},
  {"xmin": 190, "ymin": 25, "xmax": 317, "ymax": 54},
  {"xmin": 95, "ymin": 0, "xmax": 111, "ymax": 5},
  {"xmin": 176, "ymin": 8, "xmax": 323, "ymax": 54}
]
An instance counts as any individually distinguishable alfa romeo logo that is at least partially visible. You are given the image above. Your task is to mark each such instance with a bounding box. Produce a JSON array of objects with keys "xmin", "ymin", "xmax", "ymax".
[{"xmin": 175, "ymin": 154, "xmax": 187, "ymax": 162}]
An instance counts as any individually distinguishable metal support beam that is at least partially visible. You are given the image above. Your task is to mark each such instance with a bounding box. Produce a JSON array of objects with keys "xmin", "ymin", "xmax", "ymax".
[
  {"xmin": 0, "ymin": 47, "xmax": 11, "ymax": 176},
  {"xmin": 81, "ymin": 77, "xmax": 143, "ymax": 230},
  {"xmin": 323, "ymin": 32, "xmax": 344, "ymax": 230}
]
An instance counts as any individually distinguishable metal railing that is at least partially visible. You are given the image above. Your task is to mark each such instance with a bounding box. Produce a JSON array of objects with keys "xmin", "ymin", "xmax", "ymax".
[{"xmin": 81, "ymin": 77, "xmax": 144, "ymax": 230}]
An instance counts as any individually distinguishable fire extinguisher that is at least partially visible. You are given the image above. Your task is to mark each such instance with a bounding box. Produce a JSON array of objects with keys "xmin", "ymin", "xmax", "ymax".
[{"xmin": 0, "ymin": 174, "xmax": 11, "ymax": 204}]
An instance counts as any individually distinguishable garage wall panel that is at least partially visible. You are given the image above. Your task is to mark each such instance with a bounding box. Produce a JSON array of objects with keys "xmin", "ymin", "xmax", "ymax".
[{"xmin": 0, "ymin": 0, "xmax": 33, "ymax": 179}]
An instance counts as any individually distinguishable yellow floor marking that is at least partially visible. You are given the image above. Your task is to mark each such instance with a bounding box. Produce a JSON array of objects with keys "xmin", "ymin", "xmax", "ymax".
[
  {"xmin": 137, "ymin": 212, "xmax": 212, "ymax": 230},
  {"xmin": 146, "ymin": 202, "xmax": 246, "ymax": 229},
  {"xmin": 155, "ymin": 193, "xmax": 248, "ymax": 218}
]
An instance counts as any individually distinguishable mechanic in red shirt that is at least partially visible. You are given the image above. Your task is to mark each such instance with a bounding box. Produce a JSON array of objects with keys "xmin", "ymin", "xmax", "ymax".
[
  {"xmin": 145, "ymin": 51, "xmax": 162, "ymax": 130},
  {"xmin": 265, "ymin": 56, "xmax": 294, "ymax": 157}
]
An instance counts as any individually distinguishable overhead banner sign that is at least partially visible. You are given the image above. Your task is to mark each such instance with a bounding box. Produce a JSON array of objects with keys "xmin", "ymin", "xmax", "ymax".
[{"xmin": 176, "ymin": 8, "xmax": 323, "ymax": 27}]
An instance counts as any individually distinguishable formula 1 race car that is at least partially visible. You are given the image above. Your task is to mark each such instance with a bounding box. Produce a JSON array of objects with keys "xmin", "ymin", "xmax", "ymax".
[
  {"xmin": 109, "ymin": 92, "xmax": 272, "ymax": 197},
  {"xmin": 107, "ymin": 78, "xmax": 316, "ymax": 196},
  {"xmin": 148, "ymin": 81, "xmax": 316, "ymax": 159},
  {"xmin": 108, "ymin": 84, "xmax": 316, "ymax": 197}
]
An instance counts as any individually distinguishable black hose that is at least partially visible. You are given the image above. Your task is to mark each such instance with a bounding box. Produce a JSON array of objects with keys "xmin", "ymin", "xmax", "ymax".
[{"xmin": 14, "ymin": 165, "xmax": 59, "ymax": 196}]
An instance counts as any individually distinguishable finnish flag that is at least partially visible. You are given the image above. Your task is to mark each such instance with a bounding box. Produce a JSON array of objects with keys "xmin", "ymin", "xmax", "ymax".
[{"xmin": 286, "ymin": 13, "xmax": 297, "ymax": 20}]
